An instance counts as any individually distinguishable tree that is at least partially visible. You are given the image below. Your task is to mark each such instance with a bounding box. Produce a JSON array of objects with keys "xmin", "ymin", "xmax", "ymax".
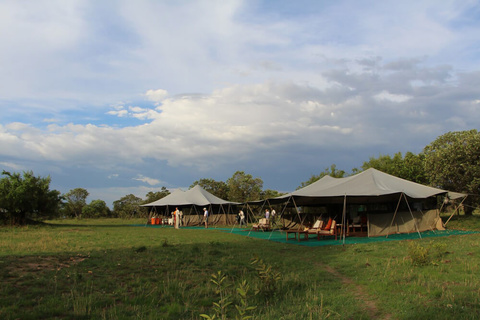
[
  {"xmin": 82, "ymin": 199, "xmax": 111, "ymax": 218},
  {"xmin": 297, "ymin": 164, "xmax": 346, "ymax": 189},
  {"xmin": 113, "ymin": 194, "xmax": 145, "ymax": 218},
  {"xmin": 424, "ymin": 130, "xmax": 480, "ymax": 215},
  {"xmin": 226, "ymin": 171, "xmax": 263, "ymax": 202},
  {"xmin": 190, "ymin": 178, "xmax": 229, "ymax": 199},
  {"xmin": 144, "ymin": 187, "xmax": 171, "ymax": 204},
  {"xmin": 0, "ymin": 170, "xmax": 61, "ymax": 225},
  {"xmin": 361, "ymin": 152, "xmax": 427, "ymax": 184},
  {"xmin": 64, "ymin": 188, "xmax": 89, "ymax": 218},
  {"xmin": 260, "ymin": 189, "xmax": 286, "ymax": 200}
]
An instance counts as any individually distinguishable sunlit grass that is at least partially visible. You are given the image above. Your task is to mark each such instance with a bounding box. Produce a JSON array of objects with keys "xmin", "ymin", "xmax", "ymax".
[{"xmin": 1, "ymin": 218, "xmax": 480, "ymax": 319}]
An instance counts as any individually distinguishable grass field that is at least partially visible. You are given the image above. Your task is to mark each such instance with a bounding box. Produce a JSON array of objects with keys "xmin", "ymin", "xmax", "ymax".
[{"xmin": 1, "ymin": 215, "xmax": 480, "ymax": 319}]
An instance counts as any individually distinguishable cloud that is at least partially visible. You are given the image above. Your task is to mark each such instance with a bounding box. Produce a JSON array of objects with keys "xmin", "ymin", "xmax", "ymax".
[
  {"xmin": 1, "ymin": 58, "xmax": 478, "ymax": 175},
  {"xmin": 0, "ymin": 162, "xmax": 26, "ymax": 171},
  {"xmin": 1, "ymin": 0, "xmax": 480, "ymax": 205},
  {"xmin": 374, "ymin": 91, "xmax": 412, "ymax": 103},
  {"xmin": 145, "ymin": 89, "xmax": 168, "ymax": 102},
  {"xmin": 133, "ymin": 175, "xmax": 161, "ymax": 186},
  {"xmin": 107, "ymin": 109, "xmax": 129, "ymax": 117}
]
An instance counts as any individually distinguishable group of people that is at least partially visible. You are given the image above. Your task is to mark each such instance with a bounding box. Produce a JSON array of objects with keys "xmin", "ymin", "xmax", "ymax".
[
  {"xmin": 170, "ymin": 207, "xmax": 278, "ymax": 229},
  {"xmin": 172, "ymin": 207, "xmax": 210, "ymax": 228},
  {"xmin": 235, "ymin": 208, "xmax": 276, "ymax": 227},
  {"xmin": 264, "ymin": 208, "xmax": 276, "ymax": 220}
]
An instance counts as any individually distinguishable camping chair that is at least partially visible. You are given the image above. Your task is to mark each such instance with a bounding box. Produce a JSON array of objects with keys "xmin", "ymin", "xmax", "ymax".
[
  {"xmin": 350, "ymin": 214, "xmax": 367, "ymax": 232},
  {"xmin": 252, "ymin": 218, "xmax": 270, "ymax": 231},
  {"xmin": 315, "ymin": 219, "xmax": 337, "ymax": 240},
  {"xmin": 306, "ymin": 220, "xmax": 324, "ymax": 236}
]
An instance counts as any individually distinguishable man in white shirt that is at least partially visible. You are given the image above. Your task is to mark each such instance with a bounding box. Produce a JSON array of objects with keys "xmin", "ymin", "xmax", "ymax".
[
  {"xmin": 203, "ymin": 207, "xmax": 209, "ymax": 228},
  {"xmin": 239, "ymin": 210, "xmax": 245, "ymax": 227}
]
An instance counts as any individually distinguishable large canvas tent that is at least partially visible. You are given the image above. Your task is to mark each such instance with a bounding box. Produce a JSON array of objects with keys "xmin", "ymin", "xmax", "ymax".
[
  {"xmin": 265, "ymin": 168, "xmax": 466, "ymax": 237},
  {"xmin": 142, "ymin": 185, "xmax": 239, "ymax": 225}
]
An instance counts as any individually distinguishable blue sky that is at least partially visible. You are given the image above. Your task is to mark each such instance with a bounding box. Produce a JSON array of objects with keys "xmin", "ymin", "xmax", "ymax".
[{"xmin": 1, "ymin": 0, "xmax": 480, "ymax": 207}]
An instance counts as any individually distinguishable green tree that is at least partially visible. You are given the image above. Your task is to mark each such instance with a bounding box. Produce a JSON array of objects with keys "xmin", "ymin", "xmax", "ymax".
[
  {"xmin": 82, "ymin": 199, "xmax": 111, "ymax": 218},
  {"xmin": 190, "ymin": 178, "xmax": 229, "ymax": 199},
  {"xmin": 260, "ymin": 189, "xmax": 285, "ymax": 200},
  {"xmin": 424, "ymin": 130, "xmax": 480, "ymax": 215},
  {"xmin": 297, "ymin": 164, "xmax": 346, "ymax": 189},
  {"xmin": 64, "ymin": 188, "xmax": 89, "ymax": 218},
  {"xmin": 0, "ymin": 170, "xmax": 61, "ymax": 225},
  {"xmin": 144, "ymin": 187, "xmax": 171, "ymax": 204},
  {"xmin": 226, "ymin": 171, "xmax": 263, "ymax": 202},
  {"xmin": 113, "ymin": 194, "xmax": 145, "ymax": 218},
  {"xmin": 362, "ymin": 152, "xmax": 427, "ymax": 184}
]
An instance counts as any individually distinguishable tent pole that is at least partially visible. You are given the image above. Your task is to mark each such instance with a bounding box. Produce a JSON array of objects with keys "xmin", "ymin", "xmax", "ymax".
[
  {"xmin": 266, "ymin": 199, "xmax": 275, "ymax": 230},
  {"xmin": 403, "ymin": 193, "xmax": 422, "ymax": 239},
  {"xmin": 229, "ymin": 204, "xmax": 238, "ymax": 233},
  {"xmin": 279, "ymin": 197, "xmax": 290, "ymax": 230},
  {"xmin": 222, "ymin": 204, "xmax": 227, "ymax": 226},
  {"xmin": 342, "ymin": 194, "xmax": 347, "ymax": 244},
  {"xmin": 265, "ymin": 199, "xmax": 274, "ymax": 239},
  {"xmin": 210, "ymin": 204, "xmax": 216, "ymax": 228},
  {"xmin": 145, "ymin": 207, "xmax": 152, "ymax": 227},
  {"xmin": 166, "ymin": 205, "xmax": 170, "ymax": 227},
  {"xmin": 257, "ymin": 201, "xmax": 267, "ymax": 232},
  {"xmin": 247, "ymin": 203, "xmax": 256, "ymax": 236},
  {"xmin": 291, "ymin": 197, "xmax": 305, "ymax": 228},
  {"xmin": 193, "ymin": 205, "xmax": 200, "ymax": 226},
  {"xmin": 444, "ymin": 195, "xmax": 468, "ymax": 227},
  {"xmin": 386, "ymin": 194, "xmax": 403, "ymax": 238}
]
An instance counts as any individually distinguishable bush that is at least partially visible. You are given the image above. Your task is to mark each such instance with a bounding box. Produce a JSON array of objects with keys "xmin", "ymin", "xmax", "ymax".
[{"xmin": 407, "ymin": 241, "xmax": 447, "ymax": 266}]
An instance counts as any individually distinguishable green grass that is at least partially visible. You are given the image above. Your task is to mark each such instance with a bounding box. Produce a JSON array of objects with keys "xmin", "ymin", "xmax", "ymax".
[{"xmin": 1, "ymin": 217, "xmax": 480, "ymax": 319}]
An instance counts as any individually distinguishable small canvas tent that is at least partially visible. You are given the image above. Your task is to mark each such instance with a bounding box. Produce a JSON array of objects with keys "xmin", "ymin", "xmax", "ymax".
[
  {"xmin": 142, "ymin": 185, "xmax": 239, "ymax": 226},
  {"xmin": 265, "ymin": 168, "xmax": 466, "ymax": 237}
]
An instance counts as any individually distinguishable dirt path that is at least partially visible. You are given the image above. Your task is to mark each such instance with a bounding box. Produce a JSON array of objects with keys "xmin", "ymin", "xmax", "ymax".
[{"xmin": 317, "ymin": 262, "xmax": 392, "ymax": 320}]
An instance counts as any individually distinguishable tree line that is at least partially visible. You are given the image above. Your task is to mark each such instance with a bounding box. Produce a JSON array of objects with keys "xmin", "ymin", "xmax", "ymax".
[{"xmin": 1, "ymin": 130, "xmax": 479, "ymax": 225}]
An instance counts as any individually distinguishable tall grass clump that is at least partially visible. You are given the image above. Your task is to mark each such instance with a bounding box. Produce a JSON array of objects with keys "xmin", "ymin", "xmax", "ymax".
[{"xmin": 407, "ymin": 241, "xmax": 447, "ymax": 266}]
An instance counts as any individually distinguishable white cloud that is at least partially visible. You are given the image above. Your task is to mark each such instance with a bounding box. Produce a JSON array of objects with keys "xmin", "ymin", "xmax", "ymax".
[
  {"xmin": 107, "ymin": 109, "xmax": 129, "ymax": 117},
  {"xmin": 374, "ymin": 91, "xmax": 412, "ymax": 103},
  {"xmin": 145, "ymin": 89, "xmax": 168, "ymax": 102},
  {"xmin": 0, "ymin": 162, "xmax": 25, "ymax": 171},
  {"xmin": 133, "ymin": 175, "xmax": 161, "ymax": 186},
  {"xmin": 1, "ymin": 0, "xmax": 480, "ymax": 202},
  {"xmin": 2, "ymin": 59, "xmax": 478, "ymax": 174}
]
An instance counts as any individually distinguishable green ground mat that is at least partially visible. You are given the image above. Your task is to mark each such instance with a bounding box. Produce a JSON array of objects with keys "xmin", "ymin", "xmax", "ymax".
[{"xmin": 139, "ymin": 224, "xmax": 478, "ymax": 247}]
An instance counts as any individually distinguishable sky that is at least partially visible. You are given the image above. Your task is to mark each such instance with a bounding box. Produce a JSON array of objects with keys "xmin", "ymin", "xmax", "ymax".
[{"xmin": 1, "ymin": 0, "xmax": 480, "ymax": 207}]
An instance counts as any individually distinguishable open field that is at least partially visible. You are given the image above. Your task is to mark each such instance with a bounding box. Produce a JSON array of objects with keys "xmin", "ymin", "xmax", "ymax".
[{"xmin": 1, "ymin": 216, "xmax": 480, "ymax": 319}]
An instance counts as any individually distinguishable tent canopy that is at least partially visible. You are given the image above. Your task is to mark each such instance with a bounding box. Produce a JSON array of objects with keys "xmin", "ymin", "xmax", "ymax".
[
  {"xmin": 270, "ymin": 168, "xmax": 465, "ymax": 205},
  {"xmin": 142, "ymin": 185, "xmax": 238, "ymax": 208}
]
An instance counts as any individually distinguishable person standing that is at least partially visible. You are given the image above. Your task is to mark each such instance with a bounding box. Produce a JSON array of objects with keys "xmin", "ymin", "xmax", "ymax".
[
  {"xmin": 265, "ymin": 209, "xmax": 270, "ymax": 220},
  {"xmin": 203, "ymin": 207, "xmax": 209, "ymax": 228},
  {"xmin": 239, "ymin": 210, "xmax": 245, "ymax": 227},
  {"xmin": 174, "ymin": 207, "xmax": 180, "ymax": 229}
]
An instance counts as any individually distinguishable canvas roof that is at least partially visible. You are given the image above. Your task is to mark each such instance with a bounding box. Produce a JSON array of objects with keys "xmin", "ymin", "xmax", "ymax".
[
  {"xmin": 142, "ymin": 185, "xmax": 237, "ymax": 207},
  {"xmin": 270, "ymin": 168, "xmax": 465, "ymax": 205}
]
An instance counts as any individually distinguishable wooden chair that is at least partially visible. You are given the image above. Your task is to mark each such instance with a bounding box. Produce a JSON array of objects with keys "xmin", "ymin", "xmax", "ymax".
[
  {"xmin": 315, "ymin": 220, "xmax": 337, "ymax": 240},
  {"xmin": 350, "ymin": 215, "xmax": 367, "ymax": 232},
  {"xmin": 306, "ymin": 220, "xmax": 324, "ymax": 236},
  {"xmin": 252, "ymin": 218, "xmax": 270, "ymax": 231}
]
